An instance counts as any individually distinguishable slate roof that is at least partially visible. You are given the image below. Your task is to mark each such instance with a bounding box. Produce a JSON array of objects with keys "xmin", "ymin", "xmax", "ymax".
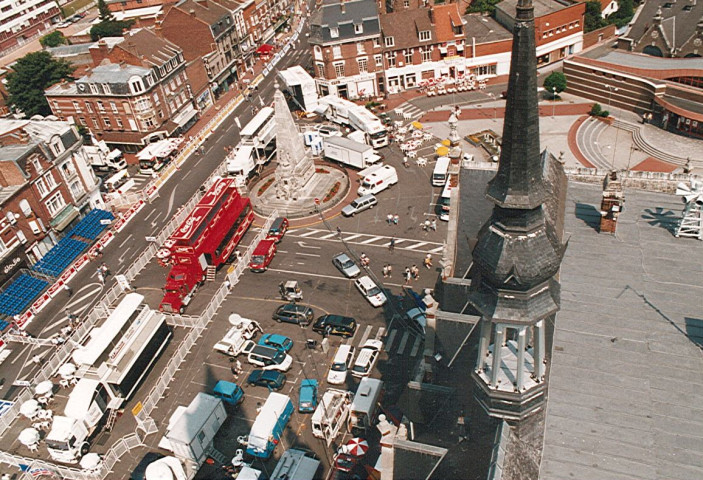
[
  {"xmin": 498, "ymin": 0, "xmax": 579, "ymax": 18},
  {"xmin": 463, "ymin": 14, "xmax": 512, "ymax": 44},
  {"xmin": 309, "ymin": 0, "xmax": 380, "ymax": 44},
  {"xmin": 79, "ymin": 63, "xmax": 151, "ymax": 84},
  {"xmin": 117, "ymin": 29, "xmax": 182, "ymax": 67},
  {"xmin": 625, "ymin": 0, "xmax": 703, "ymax": 49},
  {"xmin": 539, "ymin": 182, "xmax": 703, "ymax": 480},
  {"xmin": 379, "ymin": 8, "xmax": 433, "ymax": 49}
]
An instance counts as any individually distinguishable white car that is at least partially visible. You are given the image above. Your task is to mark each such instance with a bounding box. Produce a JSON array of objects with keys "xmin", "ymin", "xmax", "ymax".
[
  {"xmin": 327, "ymin": 345, "xmax": 355, "ymax": 385},
  {"xmin": 246, "ymin": 344, "xmax": 293, "ymax": 372},
  {"xmin": 351, "ymin": 339, "xmax": 383, "ymax": 378},
  {"xmin": 354, "ymin": 275, "xmax": 387, "ymax": 307}
]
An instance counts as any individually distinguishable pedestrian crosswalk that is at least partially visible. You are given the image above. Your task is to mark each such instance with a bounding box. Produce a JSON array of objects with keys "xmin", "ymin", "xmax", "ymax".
[
  {"xmin": 128, "ymin": 172, "xmax": 154, "ymax": 193},
  {"xmin": 348, "ymin": 325, "xmax": 423, "ymax": 359},
  {"xmin": 289, "ymin": 228, "xmax": 444, "ymax": 254},
  {"xmin": 394, "ymin": 102, "xmax": 423, "ymax": 121}
]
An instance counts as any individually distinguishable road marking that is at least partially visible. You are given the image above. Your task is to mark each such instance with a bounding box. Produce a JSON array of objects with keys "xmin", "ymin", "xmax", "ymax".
[
  {"xmin": 375, "ymin": 327, "xmax": 386, "ymax": 340},
  {"xmin": 10, "ymin": 344, "xmax": 31, "ymax": 364},
  {"xmin": 118, "ymin": 246, "xmax": 133, "ymax": 264},
  {"xmin": 118, "ymin": 234, "xmax": 133, "ymax": 248},
  {"xmin": 405, "ymin": 241, "xmax": 429, "ymax": 249},
  {"xmin": 359, "ymin": 237, "xmax": 380, "ymax": 244},
  {"xmin": 385, "ymin": 329, "xmax": 397, "ymax": 351},
  {"xmin": 144, "ymin": 210, "xmax": 156, "ymax": 221},
  {"xmin": 318, "ymin": 232, "xmax": 337, "ymax": 240},
  {"xmin": 295, "ymin": 252, "xmax": 320, "ymax": 257},
  {"xmin": 296, "ymin": 241, "xmax": 321, "ymax": 249},
  {"xmin": 358, "ymin": 325, "xmax": 372, "ymax": 347},
  {"xmin": 297, "ymin": 230, "xmax": 319, "ymax": 237},
  {"xmin": 396, "ymin": 331, "xmax": 410, "ymax": 355},
  {"xmin": 429, "ymin": 246, "xmax": 444, "ymax": 253},
  {"xmin": 343, "ymin": 234, "xmax": 362, "ymax": 241},
  {"xmin": 182, "ymin": 170, "xmax": 191, "ymax": 180},
  {"xmin": 267, "ymin": 268, "xmax": 345, "ymax": 281},
  {"xmin": 410, "ymin": 336, "xmax": 422, "ymax": 357}
]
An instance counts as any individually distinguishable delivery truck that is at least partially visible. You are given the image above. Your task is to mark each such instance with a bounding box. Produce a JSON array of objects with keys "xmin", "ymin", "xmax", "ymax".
[
  {"xmin": 357, "ymin": 164, "xmax": 398, "ymax": 196},
  {"xmin": 323, "ymin": 136, "xmax": 381, "ymax": 169},
  {"xmin": 311, "ymin": 388, "xmax": 354, "ymax": 445},
  {"xmin": 164, "ymin": 393, "xmax": 227, "ymax": 465},
  {"xmin": 246, "ymin": 392, "xmax": 294, "ymax": 459},
  {"xmin": 348, "ymin": 377, "xmax": 383, "ymax": 433}
]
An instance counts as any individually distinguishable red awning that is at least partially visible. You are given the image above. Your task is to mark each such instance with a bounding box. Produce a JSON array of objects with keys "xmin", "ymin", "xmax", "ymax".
[{"xmin": 256, "ymin": 44, "xmax": 275, "ymax": 55}]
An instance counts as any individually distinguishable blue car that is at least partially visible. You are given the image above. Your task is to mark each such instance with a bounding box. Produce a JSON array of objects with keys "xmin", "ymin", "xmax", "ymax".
[
  {"xmin": 298, "ymin": 379, "xmax": 318, "ymax": 413},
  {"xmin": 213, "ymin": 380, "xmax": 244, "ymax": 406},
  {"xmin": 258, "ymin": 333, "xmax": 294, "ymax": 352}
]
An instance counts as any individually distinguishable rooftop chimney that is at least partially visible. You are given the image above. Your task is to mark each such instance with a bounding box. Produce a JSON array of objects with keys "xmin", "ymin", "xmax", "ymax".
[{"xmin": 189, "ymin": 8, "xmax": 196, "ymax": 16}]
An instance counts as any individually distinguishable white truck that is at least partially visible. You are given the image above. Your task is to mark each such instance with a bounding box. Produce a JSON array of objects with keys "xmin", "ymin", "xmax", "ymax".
[
  {"xmin": 323, "ymin": 136, "xmax": 381, "ymax": 170},
  {"xmin": 348, "ymin": 377, "xmax": 383, "ymax": 433},
  {"xmin": 311, "ymin": 388, "xmax": 354, "ymax": 445},
  {"xmin": 246, "ymin": 392, "xmax": 294, "ymax": 459},
  {"xmin": 348, "ymin": 105, "xmax": 389, "ymax": 148},
  {"xmin": 278, "ymin": 66, "xmax": 319, "ymax": 113},
  {"xmin": 162, "ymin": 393, "xmax": 227, "ymax": 465},
  {"xmin": 46, "ymin": 416, "xmax": 91, "ymax": 464},
  {"xmin": 213, "ymin": 314, "xmax": 262, "ymax": 356},
  {"xmin": 83, "ymin": 140, "xmax": 126, "ymax": 172},
  {"xmin": 226, "ymin": 106, "xmax": 276, "ymax": 178},
  {"xmin": 357, "ymin": 164, "xmax": 398, "ymax": 196}
]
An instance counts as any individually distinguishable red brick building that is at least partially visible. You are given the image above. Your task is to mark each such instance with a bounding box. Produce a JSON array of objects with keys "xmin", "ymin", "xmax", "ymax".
[
  {"xmin": 0, "ymin": 0, "xmax": 61, "ymax": 52},
  {"xmin": 45, "ymin": 29, "xmax": 196, "ymax": 151}
]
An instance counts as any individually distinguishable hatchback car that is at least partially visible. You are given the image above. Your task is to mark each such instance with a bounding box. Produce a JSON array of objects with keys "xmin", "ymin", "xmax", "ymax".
[
  {"xmin": 247, "ymin": 370, "xmax": 286, "ymax": 390},
  {"xmin": 247, "ymin": 344, "xmax": 293, "ymax": 371},
  {"xmin": 351, "ymin": 339, "xmax": 383, "ymax": 378},
  {"xmin": 272, "ymin": 303, "xmax": 314, "ymax": 325},
  {"xmin": 354, "ymin": 275, "xmax": 387, "ymax": 307},
  {"xmin": 332, "ymin": 252, "xmax": 361, "ymax": 278},
  {"xmin": 312, "ymin": 314, "xmax": 357, "ymax": 338},
  {"xmin": 258, "ymin": 333, "xmax": 293, "ymax": 352},
  {"xmin": 341, "ymin": 194, "xmax": 377, "ymax": 217},
  {"xmin": 298, "ymin": 379, "xmax": 318, "ymax": 413},
  {"xmin": 267, "ymin": 217, "xmax": 289, "ymax": 243}
]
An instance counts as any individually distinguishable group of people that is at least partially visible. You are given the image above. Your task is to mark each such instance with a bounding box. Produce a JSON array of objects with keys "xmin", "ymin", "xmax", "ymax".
[
  {"xmin": 360, "ymin": 253, "xmax": 370, "ymax": 267},
  {"xmin": 96, "ymin": 262, "xmax": 110, "ymax": 285},
  {"xmin": 404, "ymin": 265, "xmax": 421, "ymax": 285},
  {"xmin": 386, "ymin": 214, "xmax": 400, "ymax": 226},
  {"xmin": 421, "ymin": 218, "xmax": 438, "ymax": 232},
  {"xmin": 382, "ymin": 264, "xmax": 393, "ymax": 278}
]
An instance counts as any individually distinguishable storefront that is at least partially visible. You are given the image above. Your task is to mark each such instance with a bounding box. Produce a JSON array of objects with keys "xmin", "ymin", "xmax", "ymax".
[{"xmin": 653, "ymin": 95, "xmax": 703, "ymax": 139}]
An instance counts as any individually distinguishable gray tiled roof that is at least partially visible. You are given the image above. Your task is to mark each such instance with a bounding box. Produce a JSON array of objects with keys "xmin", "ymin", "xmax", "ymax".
[
  {"xmin": 463, "ymin": 14, "xmax": 513, "ymax": 44},
  {"xmin": 497, "ymin": 0, "xmax": 578, "ymax": 18},
  {"xmin": 79, "ymin": 63, "xmax": 150, "ymax": 84},
  {"xmin": 310, "ymin": 0, "xmax": 380, "ymax": 44},
  {"xmin": 625, "ymin": 0, "xmax": 703, "ymax": 49},
  {"xmin": 596, "ymin": 50, "xmax": 703, "ymax": 70}
]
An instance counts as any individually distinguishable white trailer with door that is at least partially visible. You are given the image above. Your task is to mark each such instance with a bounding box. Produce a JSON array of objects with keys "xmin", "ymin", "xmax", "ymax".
[
  {"xmin": 323, "ymin": 136, "xmax": 381, "ymax": 169},
  {"xmin": 278, "ymin": 66, "xmax": 319, "ymax": 113}
]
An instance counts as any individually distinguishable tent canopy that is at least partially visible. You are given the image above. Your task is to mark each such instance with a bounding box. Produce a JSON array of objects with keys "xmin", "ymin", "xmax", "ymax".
[{"xmin": 256, "ymin": 44, "xmax": 275, "ymax": 55}]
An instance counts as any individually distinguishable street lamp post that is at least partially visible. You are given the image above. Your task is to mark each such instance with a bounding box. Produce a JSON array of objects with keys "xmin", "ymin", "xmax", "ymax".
[
  {"xmin": 552, "ymin": 86, "xmax": 557, "ymax": 118},
  {"xmin": 605, "ymin": 84, "xmax": 618, "ymax": 116}
]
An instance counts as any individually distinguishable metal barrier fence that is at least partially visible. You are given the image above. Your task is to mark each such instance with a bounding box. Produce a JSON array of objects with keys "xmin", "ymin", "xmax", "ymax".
[{"xmin": 0, "ymin": 449, "xmax": 98, "ymax": 480}]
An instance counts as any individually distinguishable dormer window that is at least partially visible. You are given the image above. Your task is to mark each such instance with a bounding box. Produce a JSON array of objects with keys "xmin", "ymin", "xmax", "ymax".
[
  {"xmin": 89, "ymin": 84, "xmax": 99, "ymax": 94},
  {"xmin": 330, "ymin": 27, "xmax": 339, "ymax": 38},
  {"xmin": 354, "ymin": 23, "xmax": 363, "ymax": 34},
  {"xmin": 102, "ymin": 83, "xmax": 111, "ymax": 94},
  {"xmin": 419, "ymin": 30, "xmax": 431, "ymax": 42},
  {"xmin": 385, "ymin": 36, "xmax": 395, "ymax": 47}
]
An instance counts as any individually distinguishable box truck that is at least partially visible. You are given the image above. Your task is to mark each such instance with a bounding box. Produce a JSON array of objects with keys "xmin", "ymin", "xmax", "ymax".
[
  {"xmin": 323, "ymin": 136, "xmax": 381, "ymax": 169},
  {"xmin": 246, "ymin": 392, "xmax": 294, "ymax": 459},
  {"xmin": 270, "ymin": 449, "xmax": 320, "ymax": 480},
  {"xmin": 311, "ymin": 388, "xmax": 354, "ymax": 445},
  {"xmin": 348, "ymin": 377, "xmax": 383, "ymax": 433},
  {"xmin": 164, "ymin": 393, "xmax": 227, "ymax": 465}
]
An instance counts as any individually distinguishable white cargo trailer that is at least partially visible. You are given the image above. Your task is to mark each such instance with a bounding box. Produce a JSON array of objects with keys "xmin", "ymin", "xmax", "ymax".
[{"xmin": 323, "ymin": 136, "xmax": 380, "ymax": 169}]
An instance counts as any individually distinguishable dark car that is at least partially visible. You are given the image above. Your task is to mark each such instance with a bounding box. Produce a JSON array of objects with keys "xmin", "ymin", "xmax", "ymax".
[
  {"xmin": 312, "ymin": 314, "xmax": 357, "ymax": 338},
  {"xmin": 272, "ymin": 303, "xmax": 314, "ymax": 325},
  {"xmin": 267, "ymin": 217, "xmax": 289, "ymax": 243},
  {"xmin": 247, "ymin": 370, "xmax": 286, "ymax": 390},
  {"xmin": 130, "ymin": 452, "xmax": 165, "ymax": 480}
]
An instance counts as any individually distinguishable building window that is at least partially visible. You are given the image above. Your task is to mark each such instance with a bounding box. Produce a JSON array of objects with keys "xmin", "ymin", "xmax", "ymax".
[
  {"xmin": 116, "ymin": 117, "xmax": 123, "ymax": 129},
  {"xmin": 357, "ymin": 43, "xmax": 365, "ymax": 54},
  {"xmin": 72, "ymin": 101, "xmax": 82, "ymax": 113},
  {"xmin": 60, "ymin": 161, "xmax": 76, "ymax": 179},
  {"xmin": 110, "ymin": 102, "xmax": 118, "ymax": 113},
  {"xmin": 43, "ymin": 172, "xmax": 57, "ymax": 190},
  {"xmin": 472, "ymin": 64, "xmax": 497, "ymax": 76},
  {"xmin": 97, "ymin": 101, "xmax": 105, "ymax": 112},
  {"xmin": 385, "ymin": 36, "xmax": 395, "ymax": 47},
  {"xmin": 387, "ymin": 52, "xmax": 396, "ymax": 68},
  {"xmin": 45, "ymin": 192, "xmax": 66, "ymax": 217},
  {"xmin": 153, "ymin": 92, "xmax": 160, "ymax": 106},
  {"xmin": 419, "ymin": 30, "xmax": 430, "ymax": 42},
  {"xmin": 90, "ymin": 84, "xmax": 99, "ymax": 94},
  {"xmin": 0, "ymin": 238, "xmax": 6, "ymax": 256},
  {"xmin": 52, "ymin": 101, "xmax": 60, "ymax": 111},
  {"xmin": 354, "ymin": 23, "xmax": 363, "ymax": 34},
  {"xmin": 50, "ymin": 141, "xmax": 63, "ymax": 156},
  {"xmin": 144, "ymin": 117, "xmax": 156, "ymax": 128},
  {"xmin": 421, "ymin": 47, "xmax": 431, "ymax": 62},
  {"xmin": 102, "ymin": 83, "xmax": 111, "ymax": 94},
  {"xmin": 130, "ymin": 79, "xmax": 145, "ymax": 94},
  {"xmin": 316, "ymin": 63, "xmax": 325, "ymax": 77},
  {"xmin": 332, "ymin": 45, "xmax": 342, "ymax": 58},
  {"xmin": 92, "ymin": 118, "xmax": 99, "ymax": 128},
  {"xmin": 373, "ymin": 38, "xmax": 381, "ymax": 48},
  {"xmin": 404, "ymin": 0, "xmax": 409, "ymax": 6},
  {"xmin": 357, "ymin": 57, "xmax": 368, "ymax": 73},
  {"xmin": 69, "ymin": 179, "xmax": 84, "ymax": 199},
  {"xmin": 330, "ymin": 27, "xmax": 339, "ymax": 38},
  {"xmin": 333, "ymin": 62, "xmax": 345, "ymax": 77},
  {"xmin": 374, "ymin": 54, "xmax": 382, "ymax": 67},
  {"xmin": 35, "ymin": 178, "xmax": 47, "ymax": 198},
  {"xmin": 103, "ymin": 117, "xmax": 112, "ymax": 129},
  {"xmin": 405, "ymin": 51, "xmax": 413, "ymax": 64},
  {"xmin": 31, "ymin": 157, "xmax": 43, "ymax": 174},
  {"xmin": 85, "ymin": 102, "xmax": 93, "ymax": 113},
  {"xmin": 79, "ymin": 117, "xmax": 86, "ymax": 126}
]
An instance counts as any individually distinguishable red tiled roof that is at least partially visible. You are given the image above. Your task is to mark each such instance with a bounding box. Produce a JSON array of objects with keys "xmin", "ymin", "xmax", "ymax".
[{"xmin": 432, "ymin": 3, "xmax": 463, "ymax": 43}]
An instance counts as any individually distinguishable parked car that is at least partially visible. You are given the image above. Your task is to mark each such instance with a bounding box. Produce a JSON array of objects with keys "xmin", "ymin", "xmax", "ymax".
[
  {"xmin": 249, "ymin": 238, "xmax": 277, "ymax": 272},
  {"xmin": 316, "ymin": 125, "xmax": 342, "ymax": 137},
  {"xmin": 405, "ymin": 307, "xmax": 427, "ymax": 334},
  {"xmin": 258, "ymin": 333, "xmax": 293, "ymax": 352},
  {"xmin": 272, "ymin": 303, "xmax": 314, "ymax": 325},
  {"xmin": 334, "ymin": 452, "xmax": 359, "ymax": 473},
  {"xmin": 341, "ymin": 194, "xmax": 377, "ymax": 217},
  {"xmin": 213, "ymin": 380, "xmax": 244, "ymax": 406},
  {"xmin": 247, "ymin": 344, "xmax": 293, "ymax": 371},
  {"xmin": 332, "ymin": 252, "xmax": 361, "ymax": 278},
  {"xmin": 298, "ymin": 379, "xmax": 318, "ymax": 413},
  {"xmin": 267, "ymin": 217, "xmax": 289, "ymax": 243},
  {"xmin": 312, "ymin": 314, "xmax": 357, "ymax": 338},
  {"xmin": 354, "ymin": 275, "xmax": 387, "ymax": 307},
  {"xmin": 327, "ymin": 344, "xmax": 356, "ymax": 385},
  {"xmin": 247, "ymin": 370, "xmax": 287, "ymax": 390},
  {"xmin": 351, "ymin": 339, "xmax": 383, "ymax": 378}
]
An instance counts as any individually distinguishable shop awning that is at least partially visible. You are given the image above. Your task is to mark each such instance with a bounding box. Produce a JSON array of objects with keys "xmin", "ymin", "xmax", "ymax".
[
  {"xmin": 256, "ymin": 44, "xmax": 275, "ymax": 55},
  {"xmin": 50, "ymin": 205, "xmax": 79, "ymax": 232},
  {"xmin": 411, "ymin": 121, "xmax": 423, "ymax": 130},
  {"xmin": 172, "ymin": 105, "xmax": 198, "ymax": 127}
]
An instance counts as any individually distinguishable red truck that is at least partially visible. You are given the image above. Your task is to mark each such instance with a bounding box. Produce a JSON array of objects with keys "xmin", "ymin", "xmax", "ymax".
[{"xmin": 157, "ymin": 177, "xmax": 254, "ymax": 313}]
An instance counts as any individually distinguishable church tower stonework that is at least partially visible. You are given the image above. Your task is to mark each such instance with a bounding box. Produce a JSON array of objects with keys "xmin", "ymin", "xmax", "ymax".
[{"xmin": 467, "ymin": 0, "xmax": 566, "ymax": 421}]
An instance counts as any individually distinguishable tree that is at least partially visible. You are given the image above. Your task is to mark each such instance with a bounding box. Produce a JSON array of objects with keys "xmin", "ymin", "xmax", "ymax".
[
  {"xmin": 607, "ymin": 0, "xmax": 634, "ymax": 29},
  {"xmin": 89, "ymin": 19, "xmax": 134, "ymax": 41},
  {"xmin": 97, "ymin": 0, "xmax": 114, "ymax": 22},
  {"xmin": 466, "ymin": 0, "xmax": 502, "ymax": 15},
  {"xmin": 584, "ymin": 1, "xmax": 608, "ymax": 33},
  {"xmin": 543, "ymin": 71, "xmax": 567, "ymax": 98},
  {"xmin": 39, "ymin": 31, "xmax": 67, "ymax": 48},
  {"xmin": 6, "ymin": 51, "xmax": 74, "ymax": 117}
]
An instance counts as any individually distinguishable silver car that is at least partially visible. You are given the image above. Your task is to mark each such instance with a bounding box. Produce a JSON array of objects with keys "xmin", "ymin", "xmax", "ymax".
[
  {"xmin": 332, "ymin": 252, "xmax": 361, "ymax": 278},
  {"xmin": 341, "ymin": 194, "xmax": 377, "ymax": 217}
]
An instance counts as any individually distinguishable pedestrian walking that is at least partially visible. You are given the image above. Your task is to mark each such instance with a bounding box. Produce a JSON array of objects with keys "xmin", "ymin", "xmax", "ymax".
[
  {"xmin": 100, "ymin": 262, "xmax": 110, "ymax": 276},
  {"xmin": 382, "ymin": 264, "xmax": 389, "ymax": 278},
  {"xmin": 424, "ymin": 254, "xmax": 433, "ymax": 269},
  {"xmin": 411, "ymin": 264, "xmax": 419, "ymax": 280},
  {"xmin": 387, "ymin": 213, "xmax": 393, "ymax": 225},
  {"xmin": 389, "ymin": 237, "xmax": 395, "ymax": 252},
  {"xmin": 63, "ymin": 284, "xmax": 72, "ymax": 297},
  {"xmin": 360, "ymin": 253, "xmax": 370, "ymax": 267},
  {"xmin": 393, "ymin": 214, "xmax": 399, "ymax": 225},
  {"xmin": 97, "ymin": 271, "xmax": 105, "ymax": 285},
  {"xmin": 430, "ymin": 218, "xmax": 437, "ymax": 231},
  {"xmin": 404, "ymin": 267, "xmax": 412, "ymax": 285},
  {"xmin": 387, "ymin": 264, "xmax": 393, "ymax": 278}
]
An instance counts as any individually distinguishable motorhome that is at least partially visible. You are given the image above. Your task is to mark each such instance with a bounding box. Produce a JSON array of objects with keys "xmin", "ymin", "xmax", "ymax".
[
  {"xmin": 246, "ymin": 392, "xmax": 294, "ymax": 459},
  {"xmin": 311, "ymin": 388, "xmax": 354, "ymax": 445}
]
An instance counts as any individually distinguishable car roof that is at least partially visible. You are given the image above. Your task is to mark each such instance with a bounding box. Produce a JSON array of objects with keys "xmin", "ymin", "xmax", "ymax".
[
  {"xmin": 357, "ymin": 275, "xmax": 377, "ymax": 288},
  {"xmin": 319, "ymin": 314, "xmax": 355, "ymax": 324},
  {"xmin": 334, "ymin": 252, "xmax": 351, "ymax": 261},
  {"xmin": 279, "ymin": 303, "xmax": 307, "ymax": 312},
  {"xmin": 263, "ymin": 333, "xmax": 288, "ymax": 342},
  {"xmin": 358, "ymin": 194, "xmax": 376, "ymax": 202}
]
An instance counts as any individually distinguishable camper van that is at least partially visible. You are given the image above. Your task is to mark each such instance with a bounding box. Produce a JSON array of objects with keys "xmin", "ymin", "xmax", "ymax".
[
  {"xmin": 246, "ymin": 392, "xmax": 294, "ymax": 458},
  {"xmin": 432, "ymin": 156, "xmax": 450, "ymax": 187},
  {"xmin": 357, "ymin": 164, "xmax": 398, "ymax": 196}
]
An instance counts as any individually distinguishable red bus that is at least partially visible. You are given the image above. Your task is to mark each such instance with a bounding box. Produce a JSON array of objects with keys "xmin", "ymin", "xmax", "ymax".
[{"xmin": 157, "ymin": 177, "xmax": 254, "ymax": 313}]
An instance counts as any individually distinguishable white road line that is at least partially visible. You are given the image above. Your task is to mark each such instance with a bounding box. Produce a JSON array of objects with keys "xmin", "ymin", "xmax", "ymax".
[
  {"xmin": 318, "ymin": 233, "xmax": 338, "ymax": 240},
  {"xmin": 358, "ymin": 325, "xmax": 373, "ymax": 347},
  {"xmin": 297, "ymin": 230, "xmax": 320, "ymax": 237},
  {"xmin": 359, "ymin": 237, "xmax": 381, "ymax": 244},
  {"xmin": 268, "ymin": 268, "xmax": 347, "ymax": 281},
  {"xmin": 409, "ymin": 336, "xmax": 422, "ymax": 357},
  {"xmin": 144, "ymin": 210, "xmax": 155, "ymax": 221},
  {"xmin": 429, "ymin": 246, "xmax": 444, "ymax": 253},
  {"xmin": 385, "ymin": 329, "xmax": 397, "ymax": 351},
  {"xmin": 118, "ymin": 234, "xmax": 133, "ymax": 248},
  {"xmin": 10, "ymin": 344, "xmax": 31, "ymax": 364},
  {"xmin": 405, "ymin": 241, "xmax": 429, "ymax": 249},
  {"xmin": 295, "ymin": 252, "xmax": 320, "ymax": 257},
  {"xmin": 396, "ymin": 331, "xmax": 410, "ymax": 355},
  {"xmin": 375, "ymin": 327, "xmax": 386, "ymax": 340},
  {"xmin": 343, "ymin": 234, "xmax": 362, "ymax": 241}
]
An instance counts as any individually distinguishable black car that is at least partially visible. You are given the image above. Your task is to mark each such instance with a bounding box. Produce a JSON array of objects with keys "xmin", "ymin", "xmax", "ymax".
[
  {"xmin": 272, "ymin": 303, "xmax": 314, "ymax": 325},
  {"xmin": 247, "ymin": 369, "xmax": 286, "ymax": 390},
  {"xmin": 312, "ymin": 314, "xmax": 357, "ymax": 337},
  {"xmin": 130, "ymin": 452, "xmax": 165, "ymax": 480}
]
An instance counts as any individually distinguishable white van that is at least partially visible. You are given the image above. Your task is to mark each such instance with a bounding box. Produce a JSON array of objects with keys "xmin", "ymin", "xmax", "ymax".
[
  {"xmin": 327, "ymin": 344, "xmax": 356, "ymax": 385},
  {"xmin": 432, "ymin": 156, "xmax": 450, "ymax": 187},
  {"xmin": 357, "ymin": 164, "xmax": 398, "ymax": 196}
]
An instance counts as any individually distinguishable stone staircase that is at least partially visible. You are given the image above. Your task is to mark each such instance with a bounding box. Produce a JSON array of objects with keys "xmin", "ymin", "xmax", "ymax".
[{"xmin": 612, "ymin": 119, "xmax": 687, "ymax": 166}]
